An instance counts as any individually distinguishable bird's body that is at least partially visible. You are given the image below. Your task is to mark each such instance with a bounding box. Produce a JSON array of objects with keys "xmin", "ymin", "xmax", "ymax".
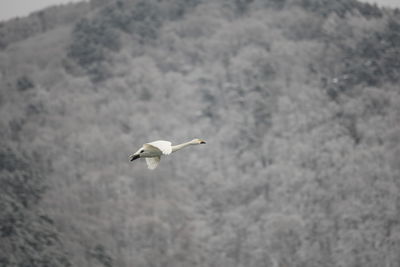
[{"xmin": 129, "ymin": 138, "xmax": 206, "ymax": 169}]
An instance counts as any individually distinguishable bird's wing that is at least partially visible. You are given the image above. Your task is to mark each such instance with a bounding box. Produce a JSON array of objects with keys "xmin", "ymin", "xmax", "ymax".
[
  {"xmin": 146, "ymin": 157, "xmax": 161, "ymax": 170},
  {"xmin": 144, "ymin": 140, "xmax": 172, "ymax": 155}
]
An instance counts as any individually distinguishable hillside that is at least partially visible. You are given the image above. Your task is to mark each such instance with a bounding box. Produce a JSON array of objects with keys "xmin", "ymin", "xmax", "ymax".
[{"xmin": 1, "ymin": 0, "xmax": 400, "ymax": 266}]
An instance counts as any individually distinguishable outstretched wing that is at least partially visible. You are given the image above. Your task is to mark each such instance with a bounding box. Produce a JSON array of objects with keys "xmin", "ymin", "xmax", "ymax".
[
  {"xmin": 146, "ymin": 157, "xmax": 161, "ymax": 170},
  {"xmin": 145, "ymin": 140, "xmax": 172, "ymax": 155}
]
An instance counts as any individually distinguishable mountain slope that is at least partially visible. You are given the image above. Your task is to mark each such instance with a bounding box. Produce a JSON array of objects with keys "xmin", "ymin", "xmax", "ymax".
[{"xmin": 1, "ymin": 0, "xmax": 400, "ymax": 266}]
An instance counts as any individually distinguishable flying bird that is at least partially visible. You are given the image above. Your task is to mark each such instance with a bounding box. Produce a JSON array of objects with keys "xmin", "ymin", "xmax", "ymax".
[{"xmin": 129, "ymin": 138, "xmax": 206, "ymax": 169}]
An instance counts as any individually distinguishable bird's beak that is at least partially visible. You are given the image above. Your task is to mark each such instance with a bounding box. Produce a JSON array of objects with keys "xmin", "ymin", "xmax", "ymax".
[
  {"xmin": 130, "ymin": 154, "xmax": 140, "ymax": 161},
  {"xmin": 200, "ymin": 140, "xmax": 206, "ymax": 144}
]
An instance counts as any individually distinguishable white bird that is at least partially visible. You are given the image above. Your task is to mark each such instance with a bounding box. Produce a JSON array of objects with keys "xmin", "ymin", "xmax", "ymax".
[{"xmin": 129, "ymin": 138, "xmax": 206, "ymax": 169}]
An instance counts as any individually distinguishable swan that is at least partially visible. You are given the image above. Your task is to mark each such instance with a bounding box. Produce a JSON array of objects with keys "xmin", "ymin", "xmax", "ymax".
[{"xmin": 129, "ymin": 138, "xmax": 206, "ymax": 169}]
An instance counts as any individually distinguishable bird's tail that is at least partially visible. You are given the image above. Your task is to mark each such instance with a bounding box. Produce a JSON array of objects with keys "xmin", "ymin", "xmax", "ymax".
[{"xmin": 129, "ymin": 154, "xmax": 140, "ymax": 161}]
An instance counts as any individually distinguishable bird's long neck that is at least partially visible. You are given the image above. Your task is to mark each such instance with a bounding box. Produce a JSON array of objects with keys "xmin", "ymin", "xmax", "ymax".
[{"xmin": 171, "ymin": 141, "xmax": 193, "ymax": 153}]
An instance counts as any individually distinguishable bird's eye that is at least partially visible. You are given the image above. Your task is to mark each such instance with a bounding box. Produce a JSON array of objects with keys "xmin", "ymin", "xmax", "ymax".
[{"xmin": 140, "ymin": 150, "xmax": 144, "ymax": 153}]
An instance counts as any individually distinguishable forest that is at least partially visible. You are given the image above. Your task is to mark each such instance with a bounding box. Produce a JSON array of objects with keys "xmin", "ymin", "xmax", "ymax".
[{"xmin": 1, "ymin": 0, "xmax": 400, "ymax": 266}]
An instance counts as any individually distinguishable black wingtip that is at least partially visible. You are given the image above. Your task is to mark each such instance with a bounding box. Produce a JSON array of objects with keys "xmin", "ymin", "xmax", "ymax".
[{"xmin": 130, "ymin": 154, "xmax": 140, "ymax": 161}]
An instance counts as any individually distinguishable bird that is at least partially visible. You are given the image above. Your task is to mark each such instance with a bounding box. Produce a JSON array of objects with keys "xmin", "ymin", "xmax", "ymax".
[{"xmin": 129, "ymin": 138, "xmax": 206, "ymax": 169}]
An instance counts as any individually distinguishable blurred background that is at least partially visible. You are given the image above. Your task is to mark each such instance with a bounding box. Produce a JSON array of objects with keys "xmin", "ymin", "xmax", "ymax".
[{"xmin": 1, "ymin": 0, "xmax": 400, "ymax": 266}]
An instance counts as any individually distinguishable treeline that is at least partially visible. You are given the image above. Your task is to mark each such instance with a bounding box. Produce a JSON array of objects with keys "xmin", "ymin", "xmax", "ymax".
[
  {"xmin": 64, "ymin": 0, "xmax": 386, "ymax": 83},
  {"xmin": 0, "ymin": 2, "xmax": 90, "ymax": 49}
]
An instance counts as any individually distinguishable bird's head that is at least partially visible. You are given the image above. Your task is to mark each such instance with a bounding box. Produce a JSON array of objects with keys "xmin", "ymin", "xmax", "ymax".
[{"xmin": 191, "ymin": 138, "xmax": 206, "ymax": 145}]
